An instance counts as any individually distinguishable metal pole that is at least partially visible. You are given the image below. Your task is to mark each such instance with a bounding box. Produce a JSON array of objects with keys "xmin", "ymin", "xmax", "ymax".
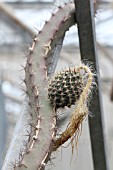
[{"xmin": 74, "ymin": 0, "xmax": 108, "ymax": 169}]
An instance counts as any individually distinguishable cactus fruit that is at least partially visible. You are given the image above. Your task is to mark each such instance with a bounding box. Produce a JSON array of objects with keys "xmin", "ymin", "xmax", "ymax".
[{"xmin": 48, "ymin": 67, "xmax": 87, "ymax": 110}]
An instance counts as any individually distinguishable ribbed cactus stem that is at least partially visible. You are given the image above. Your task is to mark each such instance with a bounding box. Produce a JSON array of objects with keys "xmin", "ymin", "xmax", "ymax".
[{"xmin": 2, "ymin": 2, "xmax": 76, "ymax": 170}]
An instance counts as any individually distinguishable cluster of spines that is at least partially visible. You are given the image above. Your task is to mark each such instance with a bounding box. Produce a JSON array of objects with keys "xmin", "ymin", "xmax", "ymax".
[
  {"xmin": 48, "ymin": 68, "xmax": 86, "ymax": 110},
  {"xmin": 10, "ymin": 2, "xmax": 76, "ymax": 170}
]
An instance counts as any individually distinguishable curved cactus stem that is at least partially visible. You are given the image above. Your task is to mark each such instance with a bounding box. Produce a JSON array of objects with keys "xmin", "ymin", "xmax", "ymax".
[{"xmin": 2, "ymin": 3, "xmax": 76, "ymax": 170}]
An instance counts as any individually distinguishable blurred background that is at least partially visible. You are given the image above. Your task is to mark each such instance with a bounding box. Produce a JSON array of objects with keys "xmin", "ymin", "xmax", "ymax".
[{"xmin": 0, "ymin": 0, "xmax": 113, "ymax": 169}]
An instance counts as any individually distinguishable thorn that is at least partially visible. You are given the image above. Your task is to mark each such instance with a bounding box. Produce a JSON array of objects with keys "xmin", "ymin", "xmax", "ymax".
[
  {"xmin": 18, "ymin": 149, "xmax": 23, "ymax": 163},
  {"xmin": 33, "ymin": 36, "xmax": 38, "ymax": 42},
  {"xmin": 51, "ymin": 13, "xmax": 55, "ymax": 16},
  {"xmin": 36, "ymin": 125, "xmax": 41, "ymax": 131},
  {"xmin": 38, "ymin": 30, "xmax": 42, "ymax": 34},
  {"xmin": 55, "ymin": 28, "xmax": 59, "ymax": 32},
  {"xmin": 40, "ymin": 162, "xmax": 45, "ymax": 169},
  {"xmin": 50, "ymin": 124, "xmax": 56, "ymax": 131},
  {"xmin": 34, "ymin": 94, "xmax": 39, "ymax": 101},
  {"xmin": 44, "ymin": 41, "xmax": 51, "ymax": 55},
  {"xmin": 34, "ymin": 105, "xmax": 41, "ymax": 116},
  {"xmin": 58, "ymin": 6, "xmax": 63, "ymax": 9},
  {"xmin": 29, "ymin": 71, "xmax": 34, "ymax": 77},
  {"xmin": 28, "ymin": 111, "xmax": 33, "ymax": 117},
  {"xmin": 37, "ymin": 115, "xmax": 43, "ymax": 121},
  {"xmin": 28, "ymin": 122, "xmax": 37, "ymax": 130},
  {"xmin": 19, "ymin": 79, "xmax": 26, "ymax": 86},
  {"xmin": 36, "ymin": 105, "xmax": 41, "ymax": 111},
  {"xmin": 50, "ymin": 37, "xmax": 53, "ymax": 41},
  {"xmin": 32, "ymin": 135, "xmax": 38, "ymax": 140},
  {"xmin": 27, "ymin": 61, "xmax": 32, "ymax": 67},
  {"xmin": 45, "ymin": 20, "xmax": 49, "ymax": 24},
  {"xmin": 31, "ymin": 85, "xmax": 39, "ymax": 98},
  {"xmin": 21, "ymin": 163, "xmax": 27, "ymax": 168},
  {"xmin": 25, "ymin": 129, "xmax": 32, "ymax": 138},
  {"xmin": 24, "ymin": 44, "xmax": 29, "ymax": 49},
  {"xmin": 43, "ymin": 66, "xmax": 47, "ymax": 70},
  {"xmin": 44, "ymin": 55, "xmax": 47, "ymax": 59},
  {"xmin": 20, "ymin": 64, "xmax": 26, "ymax": 71},
  {"xmin": 9, "ymin": 161, "xmax": 16, "ymax": 168},
  {"xmin": 29, "ymin": 47, "xmax": 33, "ymax": 53},
  {"xmin": 22, "ymin": 139, "xmax": 28, "ymax": 145},
  {"xmin": 33, "ymin": 27, "xmax": 40, "ymax": 32},
  {"xmin": 21, "ymin": 88, "xmax": 28, "ymax": 95},
  {"xmin": 28, "ymin": 102, "xmax": 32, "ymax": 108}
]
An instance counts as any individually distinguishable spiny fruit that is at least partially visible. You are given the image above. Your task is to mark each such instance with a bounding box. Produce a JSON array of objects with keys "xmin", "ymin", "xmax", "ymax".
[{"xmin": 48, "ymin": 67, "xmax": 87, "ymax": 110}]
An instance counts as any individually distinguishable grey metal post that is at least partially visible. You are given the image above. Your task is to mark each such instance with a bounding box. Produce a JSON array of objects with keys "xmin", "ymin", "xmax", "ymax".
[{"xmin": 74, "ymin": 0, "xmax": 108, "ymax": 169}]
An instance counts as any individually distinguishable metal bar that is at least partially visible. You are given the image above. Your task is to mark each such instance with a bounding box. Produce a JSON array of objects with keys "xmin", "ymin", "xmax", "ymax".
[
  {"xmin": 111, "ymin": 80, "xmax": 113, "ymax": 101},
  {"xmin": 74, "ymin": 0, "xmax": 108, "ymax": 170}
]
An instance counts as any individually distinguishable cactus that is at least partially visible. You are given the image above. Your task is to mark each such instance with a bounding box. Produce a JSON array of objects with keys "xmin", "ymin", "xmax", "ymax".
[
  {"xmin": 2, "ymin": 2, "xmax": 94, "ymax": 170},
  {"xmin": 53, "ymin": 65, "xmax": 93, "ymax": 151},
  {"xmin": 48, "ymin": 67, "xmax": 87, "ymax": 110}
]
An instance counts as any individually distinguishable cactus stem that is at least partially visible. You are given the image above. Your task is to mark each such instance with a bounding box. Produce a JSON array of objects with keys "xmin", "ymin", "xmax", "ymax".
[{"xmin": 2, "ymin": 3, "xmax": 77, "ymax": 169}]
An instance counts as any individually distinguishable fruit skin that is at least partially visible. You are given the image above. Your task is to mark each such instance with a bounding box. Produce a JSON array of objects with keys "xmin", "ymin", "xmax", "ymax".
[{"xmin": 48, "ymin": 67, "xmax": 86, "ymax": 110}]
